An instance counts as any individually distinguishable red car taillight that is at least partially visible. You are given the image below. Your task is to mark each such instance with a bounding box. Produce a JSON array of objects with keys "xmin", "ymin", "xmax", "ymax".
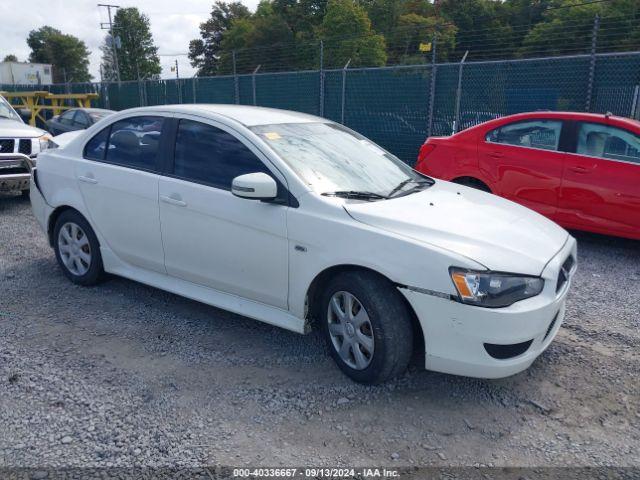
[{"xmin": 416, "ymin": 143, "xmax": 436, "ymax": 169}]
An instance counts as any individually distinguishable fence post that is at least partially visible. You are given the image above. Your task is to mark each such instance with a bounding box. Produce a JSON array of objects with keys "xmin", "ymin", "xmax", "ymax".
[
  {"xmin": 585, "ymin": 14, "xmax": 600, "ymax": 112},
  {"xmin": 192, "ymin": 77, "xmax": 197, "ymax": 103},
  {"xmin": 427, "ymin": 32, "xmax": 438, "ymax": 137},
  {"xmin": 319, "ymin": 40, "xmax": 325, "ymax": 117},
  {"xmin": 252, "ymin": 65, "xmax": 261, "ymax": 106},
  {"xmin": 341, "ymin": 59, "xmax": 351, "ymax": 124},
  {"xmin": 631, "ymin": 85, "xmax": 640, "ymax": 119},
  {"xmin": 233, "ymin": 51, "xmax": 239, "ymax": 104},
  {"xmin": 453, "ymin": 50, "xmax": 469, "ymax": 134}
]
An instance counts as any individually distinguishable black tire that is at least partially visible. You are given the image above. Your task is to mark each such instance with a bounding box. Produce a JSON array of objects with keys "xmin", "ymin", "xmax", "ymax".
[
  {"xmin": 320, "ymin": 270, "xmax": 414, "ymax": 384},
  {"xmin": 53, "ymin": 210, "xmax": 104, "ymax": 286},
  {"xmin": 452, "ymin": 177, "xmax": 491, "ymax": 193}
]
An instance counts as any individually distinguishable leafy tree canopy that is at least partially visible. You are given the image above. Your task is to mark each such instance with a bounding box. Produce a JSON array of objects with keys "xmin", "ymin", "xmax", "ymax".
[
  {"xmin": 27, "ymin": 26, "xmax": 91, "ymax": 82},
  {"xmin": 101, "ymin": 7, "xmax": 161, "ymax": 81}
]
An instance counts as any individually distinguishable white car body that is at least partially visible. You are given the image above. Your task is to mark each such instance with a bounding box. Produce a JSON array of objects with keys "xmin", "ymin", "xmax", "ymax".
[
  {"xmin": 51, "ymin": 130, "xmax": 84, "ymax": 149},
  {"xmin": 30, "ymin": 105, "xmax": 576, "ymax": 380}
]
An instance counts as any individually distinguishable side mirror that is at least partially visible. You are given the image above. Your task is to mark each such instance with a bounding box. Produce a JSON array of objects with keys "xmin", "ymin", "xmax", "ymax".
[{"xmin": 231, "ymin": 172, "xmax": 278, "ymax": 201}]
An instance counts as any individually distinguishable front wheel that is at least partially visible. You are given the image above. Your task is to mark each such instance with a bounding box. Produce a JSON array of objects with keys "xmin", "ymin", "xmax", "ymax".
[
  {"xmin": 53, "ymin": 210, "xmax": 104, "ymax": 286},
  {"xmin": 320, "ymin": 271, "xmax": 414, "ymax": 384}
]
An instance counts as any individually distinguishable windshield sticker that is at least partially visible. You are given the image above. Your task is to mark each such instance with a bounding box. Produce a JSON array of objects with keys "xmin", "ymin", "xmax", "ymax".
[{"xmin": 264, "ymin": 132, "xmax": 282, "ymax": 140}]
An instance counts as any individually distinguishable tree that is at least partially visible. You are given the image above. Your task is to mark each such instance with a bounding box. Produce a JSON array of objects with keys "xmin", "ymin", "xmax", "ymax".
[
  {"xmin": 27, "ymin": 26, "xmax": 91, "ymax": 82},
  {"xmin": 219, "ymin": 1, "xmax": 298, "ymax": 73},
  {"xmin": 320, "ymin": 0, "xmax": 387, "ymax": 68},
  {"xmin": 386, "ymin": 14, "xmax": 457, "ymax": 64},
  {"xmin": 3, "ymin": 54, "xmax": 18, "ymax": 62},
  {"xmin": 101, "ymin": 7, "xmax": 161, "ymax": 81},
  {"xmin": 188, "ymin": 1, "xmax": 251, "ymax": 76},
  {"xmin": 440, "ymin": 0, "xmax": 515, "ymax": 60}
]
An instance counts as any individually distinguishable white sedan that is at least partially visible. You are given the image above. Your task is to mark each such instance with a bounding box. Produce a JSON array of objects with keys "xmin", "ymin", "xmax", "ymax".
[{"xmin": 30, "ymin": 105, "xmax": 576, "ymax": 384}]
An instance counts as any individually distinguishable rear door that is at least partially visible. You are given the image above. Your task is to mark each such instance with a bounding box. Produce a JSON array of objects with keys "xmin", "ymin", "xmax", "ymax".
[
  {"xmin": 75, "ymin": 115, "xmax": 168, "ymax": 273},
  {"xmin": 479, "ymin": 119, "xmax": 568, "ymax": 219},
  {"xmin": 558, "ymin": 120, "xmax": 640, "ymax": 237}
]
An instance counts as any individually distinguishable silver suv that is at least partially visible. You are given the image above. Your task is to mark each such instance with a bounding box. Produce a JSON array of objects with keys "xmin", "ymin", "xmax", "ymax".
[{"xmin": 0, "ymin": 94, "xmax": 51, "ymax": 195}]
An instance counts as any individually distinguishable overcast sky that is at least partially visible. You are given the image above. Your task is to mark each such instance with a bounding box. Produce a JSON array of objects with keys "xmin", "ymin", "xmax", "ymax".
[{"xmin": 0, "ymin": 0, "xmax": 262, "ymax": 81}]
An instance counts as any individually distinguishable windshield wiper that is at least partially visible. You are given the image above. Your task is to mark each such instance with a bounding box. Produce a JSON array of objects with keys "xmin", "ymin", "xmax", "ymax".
[
  {"xmin": 322, "ymin": 190, "xmax": 388, "ymax": 201},
  {"xmin": 387, "ymin": 178, "xmax": 433, "ymax": 198}
]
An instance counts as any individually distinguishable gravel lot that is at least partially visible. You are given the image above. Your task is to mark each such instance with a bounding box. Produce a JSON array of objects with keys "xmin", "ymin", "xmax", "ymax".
[{"xmin": 0, "ymin": 192, "xmax": 639, "ymax": 470}]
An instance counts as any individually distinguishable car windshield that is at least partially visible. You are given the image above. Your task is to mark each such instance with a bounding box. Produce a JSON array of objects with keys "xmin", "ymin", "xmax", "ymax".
[
  {"xmin": 0, "ymin": 96, "xmax": 22, "ymax": 122},
  {"xmin": 251, "ymin": 122, "xmax": 431, "ymax": 198}
]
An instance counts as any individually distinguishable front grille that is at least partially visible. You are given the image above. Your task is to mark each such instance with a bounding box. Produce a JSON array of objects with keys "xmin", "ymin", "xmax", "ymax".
[
  {"xmin": 556, "ymin": 255, "xmax": 575, "ymax": 293},
  {"xmin": 0, "ymin": 139, "xmax": 15, "ymax": 153},
  {"xmin": 18, "ymin": 139, "xmax": 32, "ymax": 155}
]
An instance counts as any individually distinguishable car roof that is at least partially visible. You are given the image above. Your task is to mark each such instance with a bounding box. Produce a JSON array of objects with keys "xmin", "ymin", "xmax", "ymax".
[
  {"xmin": 120, "ymin": 104, "xmax": 325, "ymax": 127},
  {"xmin": 472, "ymin": 111, "xmax": 640, "ymax": 131}
]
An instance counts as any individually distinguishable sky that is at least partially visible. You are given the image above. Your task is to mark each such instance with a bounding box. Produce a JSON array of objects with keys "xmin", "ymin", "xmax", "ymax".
[{"xmin": 0, "ymin": 0, "xmax": 262, "ymax": 81}]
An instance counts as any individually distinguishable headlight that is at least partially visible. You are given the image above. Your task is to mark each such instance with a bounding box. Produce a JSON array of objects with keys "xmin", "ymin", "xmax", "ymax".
[
  {"xmin": 449, "ymin": 268, "xmax": 544, "ymax": 308},
  {"xmin": 38, "ymin": 134, "xmax": 52, "ymax": 153}
]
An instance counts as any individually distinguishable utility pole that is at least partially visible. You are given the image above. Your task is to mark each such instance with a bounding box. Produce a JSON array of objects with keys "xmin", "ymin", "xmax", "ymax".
[
  {"xmin": 98, "ymin": 3, "xmax": 121, "ymax": 83},
  {"xmin": 174, "ymin": 59, "xmax": 179, "ymax": 79}
]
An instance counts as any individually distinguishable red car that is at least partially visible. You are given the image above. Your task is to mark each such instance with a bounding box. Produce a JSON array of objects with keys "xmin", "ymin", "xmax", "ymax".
[{"xmin": 416, "ymin": 111, "xmax": 640, "ymax": 240}]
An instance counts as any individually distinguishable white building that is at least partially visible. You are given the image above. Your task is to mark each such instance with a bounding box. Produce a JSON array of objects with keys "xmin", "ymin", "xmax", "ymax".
[{"xmin": 0, "ymin": 62, "xmax": 53, "ymax": 85}]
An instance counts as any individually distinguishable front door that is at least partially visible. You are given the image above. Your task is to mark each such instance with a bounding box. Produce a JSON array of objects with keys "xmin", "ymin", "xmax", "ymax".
[
  {"xmin": 558, "ymin": 120, "xmax": 640, "ymax": 237},
  {"xmin": 159, "ymin": 118, "xmax": 289, "ymax": 309}
]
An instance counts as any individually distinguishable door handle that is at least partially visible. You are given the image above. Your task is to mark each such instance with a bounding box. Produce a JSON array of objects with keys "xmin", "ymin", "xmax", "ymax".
[
  {"xmin": 160, "ymin": 194, "xmax": 187, "ymax": 207},
  {"xmin": 488, "ymin": 151, "xmax": 504, "ymax": 158},
  {"xmin": 569, "ymin": 166, "xmax": 591, "ymax": 174},
  {"xmin": 78, "ymin": 175, "xmax": 98, "ymax": 184}
]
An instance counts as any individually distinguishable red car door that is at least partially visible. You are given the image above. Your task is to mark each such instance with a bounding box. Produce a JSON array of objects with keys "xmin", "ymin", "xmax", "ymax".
[
  {"xmin": 558, "ymin": 120, "xmax": 640, "ymax": 239},
  {"xmin": 478, "ymin": 119, "xmax": 567, "ymax": 219}
]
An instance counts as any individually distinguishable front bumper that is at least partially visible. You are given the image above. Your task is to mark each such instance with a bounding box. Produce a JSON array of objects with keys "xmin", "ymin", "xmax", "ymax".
[
  {"xmin": 0, "ymin": 153, "xmax": 34, "ymax": 192},
  {"xmin": 400, "ymin": 237, "xmax": 577, "ymax": 379}
]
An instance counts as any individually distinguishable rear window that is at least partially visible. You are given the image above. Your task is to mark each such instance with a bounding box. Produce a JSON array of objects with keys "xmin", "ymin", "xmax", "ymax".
[{"xmin": 486, "ymin": 120, "xmax": 563, "ymax": 151}]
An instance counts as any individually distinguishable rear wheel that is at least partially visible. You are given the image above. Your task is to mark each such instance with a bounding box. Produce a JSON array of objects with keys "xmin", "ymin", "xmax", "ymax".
[
  {"xmin": 320, "ymin": 271, "xmax": 413, "ymax": 384},
  {"xmin": 452, "ymin": 177, "xmax": 491, "ymax": 193},
  {"xmin": 53, "ymin": 210, "xmax": 104, "ymax": 286}
]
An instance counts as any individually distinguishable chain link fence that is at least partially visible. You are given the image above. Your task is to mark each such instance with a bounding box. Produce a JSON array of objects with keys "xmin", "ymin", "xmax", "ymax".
[{"xmin": 2, "ymin": 51, "xmax": 639, "ymax": 164}]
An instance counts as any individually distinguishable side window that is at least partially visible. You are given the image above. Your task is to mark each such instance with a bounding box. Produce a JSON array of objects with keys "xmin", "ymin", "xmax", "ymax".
[
  {"xmin": 59, "ymin": 110, "xmax": 75, "ymax": 125},
  {"xmin": 105, "ymin": 116, "xmax": 164, "ymax": 171},
  {"xmin": 73, "ymin": 111, "xmax": 89, "ymax": 128},
  {"xmin": 576, "ymin": 122, "xmax": 640, "ymax": 164},
  {"xmin": 486, "ymin": 120, "xmax": 563, "ymax": 151},
  {"xmin": 173, "ymin": 119, "xmax": 272, "ymax": 190},
  {"xmin": 83, "ymin": 126, "xmax": 110, "ymax": 161}
]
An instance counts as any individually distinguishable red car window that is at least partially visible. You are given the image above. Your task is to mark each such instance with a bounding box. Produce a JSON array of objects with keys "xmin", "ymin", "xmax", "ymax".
[
  {"xmin": 575, "ymin": 122, "xmax": 640, "ymax": 164},
  {"xmin": 486, "ymin": 120, "xmax": 563, "ymax": 151}
]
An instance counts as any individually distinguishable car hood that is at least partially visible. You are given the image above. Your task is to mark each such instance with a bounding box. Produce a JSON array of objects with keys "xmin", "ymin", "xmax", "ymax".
[
  {"xmin": 0, "ymin": 118, "xmax": 46, "ymax": 137},
  {"xmin": 343, "ymin": 181, "xmax": 568, "ymax": 275}
]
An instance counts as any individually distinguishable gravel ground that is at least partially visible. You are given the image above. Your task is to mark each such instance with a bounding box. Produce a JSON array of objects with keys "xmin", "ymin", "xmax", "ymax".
[{"xmin": 0, "ymin": 192, "xmax": 639, "ymax": 470}]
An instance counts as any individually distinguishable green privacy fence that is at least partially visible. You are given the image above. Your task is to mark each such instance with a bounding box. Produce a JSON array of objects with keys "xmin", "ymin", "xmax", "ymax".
[{"xmin": 3, "ymin": 51, "xmax": 639, "ymax": 164}]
